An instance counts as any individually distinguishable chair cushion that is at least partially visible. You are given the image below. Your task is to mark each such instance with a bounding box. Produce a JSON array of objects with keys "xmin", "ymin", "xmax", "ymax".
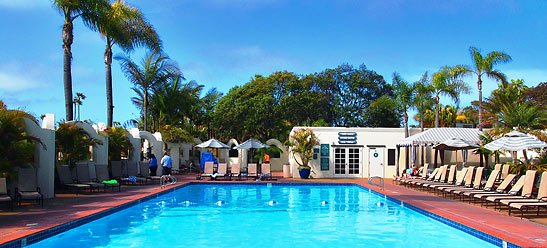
[
  {"xmin": 19, "ymin": 192, "xmax": 42, "ymax": 199},
  {"xmin": 0, "ymin": 195, "xmax": 11, "ymax": 202}
]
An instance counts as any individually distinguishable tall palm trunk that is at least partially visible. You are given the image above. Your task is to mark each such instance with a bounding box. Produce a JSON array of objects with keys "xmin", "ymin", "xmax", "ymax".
[
  {"xmin": 143, "ymin": 91, "xmax": 148, "ymax": 131},
  {"xmin": 435, "ymin": 94, "xmax": 440, "ymax": 127},
  {"xmin": 477, "ymin": 75, "xmax": 483, "ymax": 130},
  {"xmin": 105, "ymin": 41, "xmax": 114, "ymax": 127},
  {"xmin": 63, "ymin": 19, "xmax": 74, "ymax": 121},
  {"xmin": 403, "ymin": 110, "xmax": 409, "ymax": 138}
]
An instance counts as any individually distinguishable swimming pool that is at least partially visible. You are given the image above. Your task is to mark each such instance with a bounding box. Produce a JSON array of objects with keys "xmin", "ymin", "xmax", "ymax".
[{"xmin": 27, "ymin": 184, "xmax": 498, "ymax": 248}]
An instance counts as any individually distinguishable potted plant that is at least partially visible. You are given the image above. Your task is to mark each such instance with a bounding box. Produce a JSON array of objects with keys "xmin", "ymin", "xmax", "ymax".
[{"xmin": 285, "ymin": 128, "xmax": 318, "ymax": 179}]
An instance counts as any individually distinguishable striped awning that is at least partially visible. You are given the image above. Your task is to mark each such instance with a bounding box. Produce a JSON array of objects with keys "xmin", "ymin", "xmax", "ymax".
[
  {"xmin": 397, "ymin": 128, "xmax": 482, "ymax": 147},
  {"xmin": 484, "ymin": 131, "xmax": 547, "ymax": 152}
]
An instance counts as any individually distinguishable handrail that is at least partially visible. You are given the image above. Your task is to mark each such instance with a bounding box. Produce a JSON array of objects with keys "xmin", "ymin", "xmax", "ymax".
[
  {"xmin": 160, "ymin": 175, "xmax": 177, "ymax": 189},
  {"xmin": 368, "ymin": 176, "xmax": 384, "ymax": 191}
]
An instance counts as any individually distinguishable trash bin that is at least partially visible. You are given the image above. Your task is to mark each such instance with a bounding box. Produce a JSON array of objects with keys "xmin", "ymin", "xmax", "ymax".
[{"xmin": 283, "ymin": 164, "xmax": 291, "ymax": 178}]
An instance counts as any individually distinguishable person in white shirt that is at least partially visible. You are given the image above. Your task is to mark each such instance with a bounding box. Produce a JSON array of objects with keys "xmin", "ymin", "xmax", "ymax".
[{"xmin": 160, "ymin": 152, "xmax": 172, "ymax": 175}]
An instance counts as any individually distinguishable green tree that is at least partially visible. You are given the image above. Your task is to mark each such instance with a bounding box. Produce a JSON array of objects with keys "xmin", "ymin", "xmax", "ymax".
[
  {"xmin": 73, "ymin": 92, "xmax": 86, "ymax": 121},
  {"xmin": 392, "ymin": 72, "xmax": 414, "ymax": 137},
  {"xmin": 0, "ymin": 101, "xmax": 43, "ymax": 179},
  {"xmin": 431, "ymin": 66, "xmax": 471, "ymax": 127},
  {"xmin": 53, "ymin": 0, "xmax": 110, "ymax": 121},
  {"xmin": 314, "ymin": 64, "xmax": 392, "ymax": 127},
  {"xmin": 97, "ymin": 0, "xmax": 161, "ymax": 127},
  {"xmin": 362, "ymin": 95, "xmax": 401, "ymax": 127},
  {"xmin": 116, "ymin": 51, "xmax": 179, "ymax": 131},
  {"xmin": 413, "ymin": 72, "xmax": 434, "ymax": 131},
  {"xmin": 285, "ymin": 128, "xmax": 319, "ymax": 171},
  {"xmin": 100, "ymin": 126, "xmax": 132, "ymax": 161},
  {"xmin": 55, "ymin": 122, "xmax": 102, "ymax": 168},
  {"xmin": 454, "ymin": 47, "xmax": 512, "ymax": 130}
]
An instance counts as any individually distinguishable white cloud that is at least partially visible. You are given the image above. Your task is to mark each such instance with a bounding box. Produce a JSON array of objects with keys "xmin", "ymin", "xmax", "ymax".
[{"xmin": 0, "ymin": 0, "xmax": 49, "ymax": 9}]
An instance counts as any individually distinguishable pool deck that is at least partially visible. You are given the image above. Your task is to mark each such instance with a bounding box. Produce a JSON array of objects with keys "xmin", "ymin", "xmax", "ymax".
[{"xmin": 1, "ymin": 173, "xmax": 546, "ymax": 248}]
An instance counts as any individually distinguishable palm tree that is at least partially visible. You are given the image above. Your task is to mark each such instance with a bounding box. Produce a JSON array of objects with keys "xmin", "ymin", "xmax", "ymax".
[
  {"xmin": 392, "ymin": 72, "xmax": 414, "ymax": 138},
  {"xmin": 413, "ymin": 72, "xmax": 434, "ymax": 131},
  {"xmin": 431, "ymin": 66, "xmax": 471, "ymax": 127},
  {"xmin": 97, "ymin": 0, "xmax": 161, "ymax": 127},
  {"xmin": 454, "ymin": 47, "xmax": 512, "ymax": 130},
  {"xmin": 53, "ymin": 0, "xmax": 110, "ymax": 121},
  {"xmin": 116, "ymin": 51, "xmax": 179, "ymax": 131},
  {"xmin": 73, "ymin": 92, "xmax": 86, "ymax": 121}
]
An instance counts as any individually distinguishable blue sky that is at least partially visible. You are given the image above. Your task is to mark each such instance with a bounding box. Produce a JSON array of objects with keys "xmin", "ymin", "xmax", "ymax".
[{"xmin": 0, "ymin": 0, "xmax": 546, "ymax": 126}]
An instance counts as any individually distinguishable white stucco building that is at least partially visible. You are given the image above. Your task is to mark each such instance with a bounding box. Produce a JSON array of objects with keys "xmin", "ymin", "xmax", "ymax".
[{"xmin": 288, "ymin": 126, "xmax": 489, "ymax": 179}]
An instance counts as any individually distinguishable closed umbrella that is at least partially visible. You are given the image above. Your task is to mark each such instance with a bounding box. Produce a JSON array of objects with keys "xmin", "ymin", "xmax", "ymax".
[{"xmin": 434, "ymin": 137, "xmax": 479, "ymax": 167}]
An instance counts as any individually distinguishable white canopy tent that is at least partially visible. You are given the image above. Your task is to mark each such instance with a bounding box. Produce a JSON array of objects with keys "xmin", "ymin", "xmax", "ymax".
[
  {"xmin": 484, "ymin": 131, "xmax": 547, "ymax": 162},
  {"xmin": 396, "ymin": 128, "xmax": 483, "ymax": 175}
]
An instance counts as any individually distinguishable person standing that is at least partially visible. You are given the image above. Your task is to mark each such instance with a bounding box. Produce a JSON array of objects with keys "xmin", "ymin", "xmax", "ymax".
[
  {"xmin": 161, "ymin": 152, "xmax": 172, "ymax": 175},
  {"xmin": 149, "ymin": 154, "xmax": 158, "ymax": 176}
]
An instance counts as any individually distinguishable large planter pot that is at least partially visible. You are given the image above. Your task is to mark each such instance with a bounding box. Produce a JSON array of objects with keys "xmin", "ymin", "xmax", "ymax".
[{"xmin": 299, "ymin": 168, "xmax": 311, "ymax": 179}]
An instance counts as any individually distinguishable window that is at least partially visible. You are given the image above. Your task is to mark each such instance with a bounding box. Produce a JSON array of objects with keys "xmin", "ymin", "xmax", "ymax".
[
  {"xmin": 387, "ymin": 149, "xmax": 396, "ymax": 166},
  {"xmin": 229, "ymin": 146, "xmax": 238, "ymax": 157}
]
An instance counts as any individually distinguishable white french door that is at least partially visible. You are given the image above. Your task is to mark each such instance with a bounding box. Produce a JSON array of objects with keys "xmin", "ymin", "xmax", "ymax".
[{"xmin": 333, "ymin": 147, "xmax": 362, "ymax": 177}]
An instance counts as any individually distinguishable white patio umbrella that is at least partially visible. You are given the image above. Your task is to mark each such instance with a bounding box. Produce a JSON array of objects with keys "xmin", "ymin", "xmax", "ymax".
[
  {"xmin": 433, "ymin": 137, "xmax": 479, "ymax": 167},
  {"xmin": 196, "ymin": 138, "xmax": 230, "ymax": 149},
  {"xmin": 484, "ymin": 131, "xmax": 547, "ymax": 151},
  {"xmin": 233, "ymin": 138, "xmax": 269, "ymax": 165},
  {"xmin": 233, "ymin": 138, "xmax": 269, "ymax": 149},
  {"xmin": 484, "ymin": 131, "xmax": 547, "ymax": 163}
]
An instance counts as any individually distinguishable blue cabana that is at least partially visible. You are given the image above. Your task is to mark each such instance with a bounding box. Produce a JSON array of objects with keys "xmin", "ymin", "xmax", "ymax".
[{"xmin": 200, "ymin": 152, "xmax": 218, "ymax": 171}]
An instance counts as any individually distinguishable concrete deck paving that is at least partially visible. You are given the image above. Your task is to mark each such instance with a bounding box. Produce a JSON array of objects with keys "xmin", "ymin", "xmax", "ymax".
[{"xmin": 1, "ymin": 173, "xmax": 546, "ymax": 247}]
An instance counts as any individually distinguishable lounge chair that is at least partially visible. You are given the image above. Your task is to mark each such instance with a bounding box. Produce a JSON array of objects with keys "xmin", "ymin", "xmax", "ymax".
[
  {"xmin": 481, "ymin": 175, "xmax": 526, "ymax": 208},
  {"xmin": 417, "ymin": 166, "xmax": 447, "ymax": 188},
  {"xmin": 120, "ymin": 161, "xmax": 146, "ymax": 185},
  {"xmin": 406, "ymin": 167, "xmax": 440, "ymax": 187},
  {"xmin": 0, "ymin": 178, "xmax": 13, "ymax": 211},
  {"xmin": 111, "ymin": 161, "xmax": 124, "ymax": 180},
  {"xmin": 212, "ymin": 163, "xmax": 228, "ymax": 180},
  {"xmin": 15, "ymin": 167, "xmax": 43, "ymax": 207},
  {"xmin": 247, "ymin": 163, "xmax": 258, "ymax": 179},
  {"xmin": 501, "ymin": 164, "xmax": 510, "ymax": 181},
  {"xmin": 399, "ymin": 163, "xmax": 429, "ymax": 185},
  {"xmin": 443, "ymin": 166, "xmax": 476, "ymax": 197},
  {"xmin": 96, "ymin": 164, "xmax": 120, "ymax": 192},
  {"xmin": 460, "ymin": 169, "xmax": 500, "ymax": 201},
  {"xmin": 436, "ymin": 168, "xmax": 469, "ymax": 194},
  {"xmin": 76, "ymin": 162, "xmax": 106, "ymax": 192},
  {"xmin": 499, "ymin": 171, "xmax": 544, "ymax": 211},
  {"xmin": 261, "ymin": 163, "xmax": 273, "ymax": 180},
  {"xmin": 201, "ymin": 162, "xmax": 215, "ymax": 180},
  {"xmin": 230, "ymin": 163, "xmax": 241, "ymax": 181},
  {"xmin": 428, "ymin": 165, "xmax": 458, "ymax": 192},
  {"xmin": 139, "ymin": 161, "xmax": 161, "ymax": 184},
  {"xmin": 507, "ymin": 172, "xmax": 547, "ymax": 218},
  {"xmin": 56, "ymin": 165, "xmax": 91, "ymax": 194},
  {"xmin": 487, "ymin": 170, "xmax": 536, "ymax": 210},
  {"xmin": 450, "ymin": 167, "xmax": 485, "ymax": 200},
  {"xmin": 472, "ymin": 174, "xmax": 517, "ymax": 205},
  {"xmin": 422, "ymin": 165, "xmax": 453, "ymax": 191}
]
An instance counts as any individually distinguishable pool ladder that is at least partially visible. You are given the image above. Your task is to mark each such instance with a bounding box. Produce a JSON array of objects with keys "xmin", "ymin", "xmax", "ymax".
[
  {"xmin": 368, "ymin": 176, "xmax": 384, "ymax": 191},
  {"xmin": 160, "ymin": 175, "xmax": 177, "ymax": 189}
]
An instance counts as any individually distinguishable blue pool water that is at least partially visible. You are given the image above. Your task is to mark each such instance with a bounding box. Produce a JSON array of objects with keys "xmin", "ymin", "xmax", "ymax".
[{"xmin": 28, "ymin": 184, "xmax": 497, "ymax": 248}]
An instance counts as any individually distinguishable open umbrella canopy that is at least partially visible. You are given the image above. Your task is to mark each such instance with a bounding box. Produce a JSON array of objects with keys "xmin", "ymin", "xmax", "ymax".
[
  {"xmin": 433, "ymin": 137, "xmax": 479, "ymax": 151},
  {"xmin": 196, "ymin": 138, "xmax": 230, "ymax": 149},
  {"xmin": 484, "ymin": 131, "xmax": 547, "ymax": 152},
  {"xmin": 233, "ymin": 138, "xmax": 269, "ymax": 149}
]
